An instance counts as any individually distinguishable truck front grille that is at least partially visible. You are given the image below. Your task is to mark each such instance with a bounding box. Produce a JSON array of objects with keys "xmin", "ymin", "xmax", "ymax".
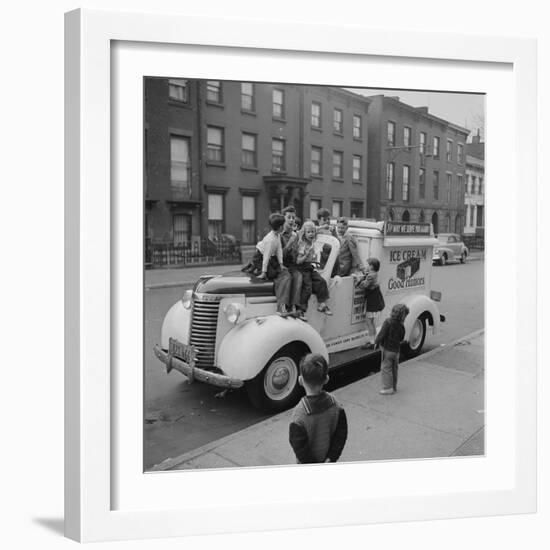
[{"xmin": 190, "ymin": 297, "xmax": 220, "ymax": 370}]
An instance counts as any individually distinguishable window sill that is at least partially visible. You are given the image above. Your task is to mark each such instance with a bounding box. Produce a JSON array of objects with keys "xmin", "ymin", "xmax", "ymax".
[
  {"xmin": 206, "ymin": 161, "xmax": 226, "ymax": 168},
  {"xmin": 241, "ymin": 166, "xmax": 259, "ymax": 173},
  {"xmin": 206, "ymin": 100, "xmax": 224, "ymax": 108},
  {"xmin": 241, "ymin": 109, "xmax": 257, "ymax": 116},
  {"xmin": 353, "ymin": 137, "xmax": 363, "ymax": 143},
  {"xmin": 352, "ymin": 180, "xmax": 363, "ymax": 185},
  {"xmin": 311, "ymin": 126, "xmax": 323, "ymax": 133},
  {"xmin": 168, "ymin": 99, "xmax": 192, "ymax": 108},
  {"xmin": 332, "ymin": 177, "xmax": 344, "ymax": 183},
  {"xmin": 272, "ymin": 116, "xmax": 286, "ymax": 123},
  {"xmin": 333, "ymin": 131, "xmax": 344, "ymax": 138},
  {"xmin": 310, "ymin": 174, "xmax": 323, "ymax": 181},
  {"xmin": 271, "ymin": 169, "xmax": 287, "ymax": 175}
]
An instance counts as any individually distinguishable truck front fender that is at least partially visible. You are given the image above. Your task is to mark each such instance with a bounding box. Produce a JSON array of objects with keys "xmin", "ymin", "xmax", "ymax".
[
  {"xmin": 217, "ymin": 315, "xmax": 328, "ymax": 381},
  {"xmin": 160, "ymin": 300, "xmax": 191, "ymax": 349},
  {"xmin": 398, "ymin": 294, "xmax": 442, "ymax": 339}
]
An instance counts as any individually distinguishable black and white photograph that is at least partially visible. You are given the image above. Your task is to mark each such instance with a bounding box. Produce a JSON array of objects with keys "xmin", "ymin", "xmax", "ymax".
[{"xmin": 144, "ymin": 78, "xmax": 485, "ymax": 471}]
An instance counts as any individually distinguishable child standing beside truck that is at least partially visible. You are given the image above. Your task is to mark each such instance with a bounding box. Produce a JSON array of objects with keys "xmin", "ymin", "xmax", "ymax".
[
  {"xmin": 359, "ymin": 257, "xmax": 385, "ymax": 350},
  {"xmin": 375, "ymin": 303, "xmax": 409, "ymax": 395}
]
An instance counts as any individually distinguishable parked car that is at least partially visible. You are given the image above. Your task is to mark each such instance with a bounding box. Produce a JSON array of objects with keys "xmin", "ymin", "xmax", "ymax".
[
  {"xmin": 154, "ymin": 220, "xmax": 446, "ymax": 412},
  {"xmin": 432, "ymin": 233, "xmax": 469, "ymax": 265}
]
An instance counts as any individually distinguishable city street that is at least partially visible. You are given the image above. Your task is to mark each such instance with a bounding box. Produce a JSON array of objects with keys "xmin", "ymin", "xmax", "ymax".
[{"xmin": 144, "ymin": 257, "xmax": 484, "ymax": 469}]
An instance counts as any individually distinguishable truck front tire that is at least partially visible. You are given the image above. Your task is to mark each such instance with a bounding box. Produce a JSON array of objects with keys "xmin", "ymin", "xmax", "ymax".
[
  {"xmin": 245, "ymin": 343, "xmax": 308, "ymax": 412},
  {"xmin": 402, "ymin": 316, "xmax": 427, "ymax": 358}
]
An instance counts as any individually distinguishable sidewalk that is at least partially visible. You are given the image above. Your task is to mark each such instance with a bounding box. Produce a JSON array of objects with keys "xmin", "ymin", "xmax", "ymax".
[
  {"xmin": 145, "ymin": 250, "xmax": 484, "ymax": 290},
  {"xmin": 152, "ymin": 330, "xmax": 485, "ymax": 471}
]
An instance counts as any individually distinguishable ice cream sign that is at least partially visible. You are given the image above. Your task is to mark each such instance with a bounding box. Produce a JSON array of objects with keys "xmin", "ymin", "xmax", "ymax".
[{"xmin": 387, "ymin": 247, "xmax": 427, "ymax": 292}]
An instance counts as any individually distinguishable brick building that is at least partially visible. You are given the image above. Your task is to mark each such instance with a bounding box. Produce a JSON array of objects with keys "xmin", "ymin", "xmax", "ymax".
[
  {"xmin": 144, "ymin": 78, "xmax": 369, "ymax": 252},
  {"xmin": 365, "ymin": 95, "xmax": 470, "ymax": 234}
]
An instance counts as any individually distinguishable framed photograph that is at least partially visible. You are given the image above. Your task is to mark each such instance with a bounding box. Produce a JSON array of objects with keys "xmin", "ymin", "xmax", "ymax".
[{"xmin": 65, "ymin": 8, "xmax": 537, "ymax": 542}]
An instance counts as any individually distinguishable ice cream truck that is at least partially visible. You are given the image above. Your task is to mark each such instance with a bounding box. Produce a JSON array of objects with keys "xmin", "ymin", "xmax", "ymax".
[{"xmin": 154, "ymin": 220, "xmax": 445, "ymax": 412}]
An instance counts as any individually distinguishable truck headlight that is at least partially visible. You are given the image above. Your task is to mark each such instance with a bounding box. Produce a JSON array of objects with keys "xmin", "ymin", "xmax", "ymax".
[
  {"xmin": 181, "ymin": 289, "xmax": 193, "ymax": 309},
  {"xmin": 224, "ymin": 303, "xmax": 244, "ymax": 324}
]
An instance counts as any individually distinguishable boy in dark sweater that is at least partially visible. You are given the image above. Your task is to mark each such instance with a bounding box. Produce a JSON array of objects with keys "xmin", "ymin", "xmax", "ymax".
[
  {"xmin": 375, "ymin": 303, "xmax": 410, "ymax": 395},
  {"xmin": 289, "ymin": 354, "xmax": 348, "ymax": 464}
]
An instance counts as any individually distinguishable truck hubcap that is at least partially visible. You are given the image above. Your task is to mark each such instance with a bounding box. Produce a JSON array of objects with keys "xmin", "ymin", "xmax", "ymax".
[{"xmin": 264, "ymin": 357, "xmax": 297, "ymax": 400}]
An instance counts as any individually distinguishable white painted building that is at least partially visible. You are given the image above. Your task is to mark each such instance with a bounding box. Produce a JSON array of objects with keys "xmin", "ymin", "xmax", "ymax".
[{"xmin": 464, "ymin": 154, "xmax": 484, "ymax": 235}]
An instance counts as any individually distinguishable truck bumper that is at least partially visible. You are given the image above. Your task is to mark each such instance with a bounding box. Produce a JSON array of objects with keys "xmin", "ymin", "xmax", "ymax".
[{"xmin": 153, "ymin": 345, "xmax": 244, "ymax": 389}]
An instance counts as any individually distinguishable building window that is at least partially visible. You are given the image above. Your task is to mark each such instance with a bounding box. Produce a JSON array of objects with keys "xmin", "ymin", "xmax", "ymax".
[
  {"xmin": 206, "ymin": 80, "xmax": 222, "ymax": 103},
  {"xmin": 241, "ymin": 82, "xmax": 254, "ymax": 111},
  {"xmin": 333, "ymin": 108, "xmax": 343, "ymax": 134},
  {"xmin": 353, "ymin": 115, "xmax": 362, "ymax": 139},
  {"xmin": 272, "ymin": 138, "xmax": 285, "ymax": 172},
  {"xmin": 208, "ymin": 194, "xmax": 224, "ymax": 238},
  {"xmin": 241, "ymin": 133, "xmax": 257, "ymax": 168},
  {"xmin": 273, "ymin": 88, "xmax": 285, "ymax": 119},
  {"xmin": 402, "ymin": 210, "xmax": 410, "ymax": 222},
  {"xmin": 311, "ymin": 102, "xmax": 321, "ymax": 128},
  {"xmin": 419, "ymin": 167, "xmax": 426, "ymax": 199},
  {"xmin": 168, "ymin": 79, "xmax": 188, "ymax": 102},
  {"xmin": 333, "ymin": 151, "xmax": 343, "ymax": 179},
  {"xmin": 387, "ymin": 121, "xmax": 396, "ymax": 146},
  {"xmin": 419, "ymin": 210, "xmax": 425, "ymax": 223},
  {"xmin": 446, "ymin": 140, "xmax": 453, "ymax": 162},
  {"xmin": 311, "ymin": 146, "xmax": 322, "ymax": 176},
  {"xmin": 310, "ymin": 199, "xmax": 321, "ymax": 219},
  {"xmin": 350, "ymin": 201, "xmax": 364, "ymax": 218},
  {"xmin": 467, "ymin": 175, "xmax": 473, "ymax": 194},
  {"xmin": 474, "ymin": 176, "xmax": 479, "ymax": 194},
  {"xmin": 173, "ymin": 214, "xmax": 191, "ymax": 245},
  {"xmin": 402, "ymin": 165, "xmax": 410, "ymax": 202},
  {"xmin": 479, "ymin": 177, "xmax": 483, "ymax": 194},
  {"xmin": 386, "ymin": 162, "xmax": 395, "ymax": 200},
  {"xmin": 457, "ymin": 174, "xmax": 464, "ymax": 197},
  {"xmin": 332, "ymin": 200, "xmax": 343, "ymax": 218},
  {"xmin": 170, "ymin": 136, "xmax": 190, "ymax": 188},
  {"xmin": 446, "ymin": 173, "xmax": 452, "ymax": 202},
  {"xmin": 433, "ymin": 170, "xmax": 440, "ymax": 200},
  {"xmin": 353, "ymin": 155, "xmax": 362, "ymax": 181},
  {"xmin": 206, "ymin": 126, "xmax": 224, "ymax": 162},
  {"xmin": 419, "ymin": 132, "xmax": 427, "ymax": 154},
  {"xmin": 433, "ymin": 136, "xmax": 440, "ymax": 158},
  {"xmin": 457, "ymin": 144, "xmax": 464, "ymax": 164},
  {"xmin": 404, "ymin": 126, "xmax": 411, "ymax": 149},
  {"xmin": 242, "ymin": 195, "xmax": 256, "ymax": 244}
]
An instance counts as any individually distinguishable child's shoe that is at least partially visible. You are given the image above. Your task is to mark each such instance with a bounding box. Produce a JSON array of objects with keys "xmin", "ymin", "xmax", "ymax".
[
  {"xmin": 317, "ymin": 303, "xmax": 333, "ymax": 316},
  {"xmin": 361, "ymin": 342, "xmax": 375, "ymax": 350},
  {"xmin": 277, "ymin": 304, "xmax": 288, "ymax": 316},
  {"xmin": 379, "ymin": 388, "xmax": 395, "ymax": 395}
]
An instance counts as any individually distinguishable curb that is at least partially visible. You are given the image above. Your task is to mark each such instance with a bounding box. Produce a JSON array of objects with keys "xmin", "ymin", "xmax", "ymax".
[
  {"xmin": 146, "ymin": 280, "xmax": 196, "ymax": 290},
  {"xmin": 150, "ymin": 328, "xmax": 485, "ymax": 472}
]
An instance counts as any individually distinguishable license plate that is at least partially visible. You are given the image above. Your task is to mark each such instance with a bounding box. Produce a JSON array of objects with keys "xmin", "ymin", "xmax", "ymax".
[{"xmin": 168, "ymin": 338, "xmax": 196, "ymax": 365}]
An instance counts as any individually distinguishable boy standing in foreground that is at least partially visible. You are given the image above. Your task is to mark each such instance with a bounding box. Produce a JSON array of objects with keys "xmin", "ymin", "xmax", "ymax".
[{"xmin": 289, "ymin": 354, "xmax": 348, "ymax": 464}]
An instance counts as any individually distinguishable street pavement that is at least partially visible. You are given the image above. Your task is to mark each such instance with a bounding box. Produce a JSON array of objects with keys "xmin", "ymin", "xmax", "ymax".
[{"xmin": 151, "ymin": 329, "xmax": 485, "ymax": 470}]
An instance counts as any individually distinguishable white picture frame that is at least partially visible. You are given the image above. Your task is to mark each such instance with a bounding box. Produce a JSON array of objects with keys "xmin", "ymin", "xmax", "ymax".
[{"xmin": 65, "ymin": 8, "xmax": 537, "ymax": 542}]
